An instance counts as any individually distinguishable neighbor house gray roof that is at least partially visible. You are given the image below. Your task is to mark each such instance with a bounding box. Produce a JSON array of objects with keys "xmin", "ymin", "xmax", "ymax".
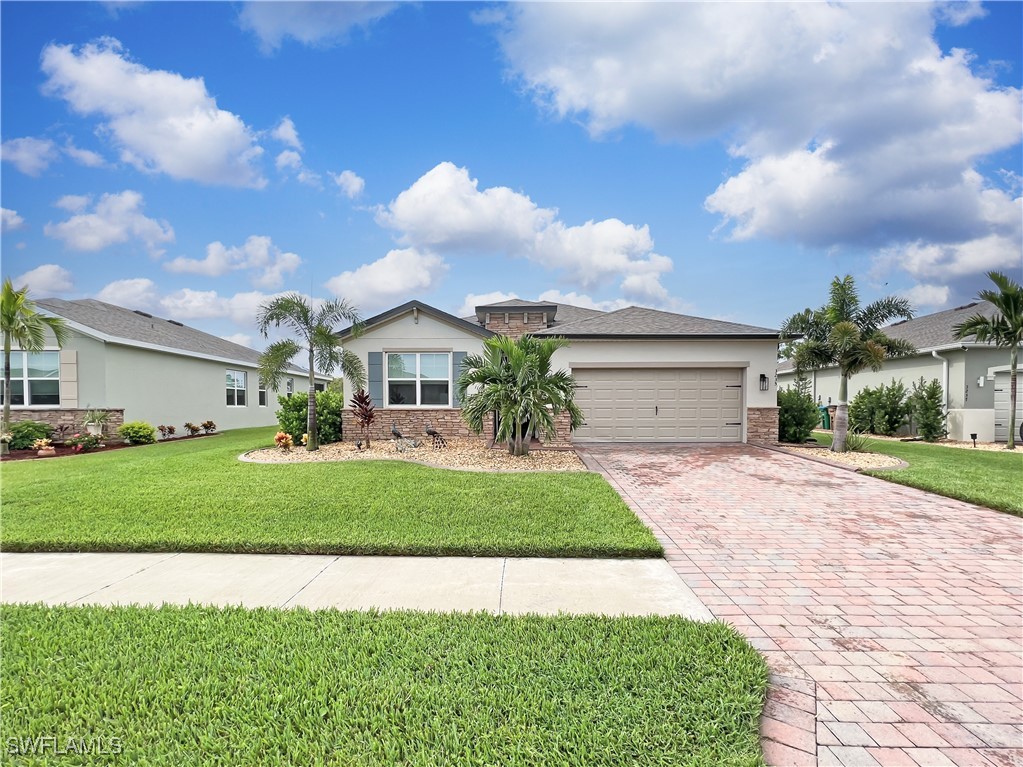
[
  {"xmin": 778, "ymin": 301, "xmax": 998, "ymax": 373},
  {"xmin": 338, "ymin": 300, "xmax": 496, "ymax": 340},
  {"xmin": 462, "ymin": 299, "xmax": 607, "ymax": 328},
  {"xmin": 532, "ymin": 306, "xmax": 780, "ymax": 339},
  {"xmin": 36, "ymin": 298, "xmax": 310, "ymax": 373}
]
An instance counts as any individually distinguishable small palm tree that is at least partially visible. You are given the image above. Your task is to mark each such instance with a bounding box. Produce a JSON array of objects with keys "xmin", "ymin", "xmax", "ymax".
[
  {"xmin": 457, "ymin": 334, "xmax": 582, "ymax": 456},
  {"xmin": 781, "ymin": 275, "xmax": 915, "ymax": 452},
  {"xmin": 257, "ymin": 294, "xmax": 365, "ymax": 451},
  {"xmin": 953, "ymin": 271, "xmax": 1022, "ymax": 450},
  {"xmin": 1, "ymin": 279, "xmax": 70, "ymax": 443}
]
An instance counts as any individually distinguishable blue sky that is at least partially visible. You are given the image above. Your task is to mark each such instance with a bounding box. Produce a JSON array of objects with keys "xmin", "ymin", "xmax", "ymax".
[{"xmin": 2, "ymin": 1, "xmax": 1020, "ymax": 348}]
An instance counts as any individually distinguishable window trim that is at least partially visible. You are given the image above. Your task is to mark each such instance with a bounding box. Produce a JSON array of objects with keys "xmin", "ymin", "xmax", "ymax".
[
  {"xmin": 1, "ymin": 349, "xmax": 61, "ymax": 408},
  {"xmin": 258, "ymin": 380, "xmax": 267, "ymax": 407},
  {"xmin": 226, "ymin": 369, "xmax": 248, "ymax": 408},
  {"xmin": 385, "ymin": 352, "xmax": 452, "ymax": 408}
]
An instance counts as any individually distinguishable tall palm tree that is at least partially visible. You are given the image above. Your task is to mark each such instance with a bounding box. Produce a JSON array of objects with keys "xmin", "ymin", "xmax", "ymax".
[
  {"xmin": 257, "ymin": 294, "xmax": 365, "ymax": 451},
  {"xmin": 457, "ymin": 334, "xmax": 582, "ymax": 456},
  {"xmin": 781, "ymin": 275, "xmax": 915, "ymax": 452},
  {"xmin": 1, "ymin": 278, "xmax": 70, "ymax": 441},
  {"xmin": 953, "ymin": 271, "xmax": 1023, "ymax": 450}
]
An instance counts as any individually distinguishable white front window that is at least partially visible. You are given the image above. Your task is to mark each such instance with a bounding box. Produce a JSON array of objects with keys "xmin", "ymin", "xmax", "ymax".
[
  {"xmin": 1, "ymin": 351, "xmax": 60, "ymax": 406},
  {"xmin": 226, "ymin": 369, "xmax": 247, "ymax": 407},
  {"xmin": 386, "ymin": 352, "xmax": 450, "ymax": 407}
]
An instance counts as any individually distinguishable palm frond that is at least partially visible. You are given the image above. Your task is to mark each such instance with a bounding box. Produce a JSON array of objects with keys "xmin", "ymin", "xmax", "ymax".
[
  {"xmin": 258, "ymin": 339, "xmax": 302, "ymax": 392},
  {"xmin": 858, "ymin": 296, "xmax": 914, "ymax": 332},
  {"xmin": 339, "ymin": 349, "xmax": 366, "ymax": 391},
  {"xmin": 826, "ymin": 275, "xmax": 860, "ymax": 324}
]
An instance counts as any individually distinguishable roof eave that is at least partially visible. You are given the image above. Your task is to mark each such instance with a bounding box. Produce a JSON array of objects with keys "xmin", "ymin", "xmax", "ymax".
[
  {"xmin": 538, "ymin": 332, "xmax": 781, "ymax": 340},
  {"xmin": 336, "ymin": 299, "xmax": 496, "ymax": 340}
]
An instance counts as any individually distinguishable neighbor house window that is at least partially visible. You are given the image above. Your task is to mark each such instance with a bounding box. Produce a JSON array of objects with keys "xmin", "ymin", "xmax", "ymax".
[
  {"xmin": 226, "ymin": 370, "xmax": 247, "ymax": 406},
  {"xmin": 315, "ymin": 383, "xmax": 325, "ymax": 392},
  {"xmin": 0, "ymin": 351, "xmax": 59, "ymax": 406},
  {"xmin": 258, "ymin": 379, "xmax": 267, "ymax": 407},
  {"xmin": 386, "ymin": 353, "xmax": 450, "ymax": 407}
]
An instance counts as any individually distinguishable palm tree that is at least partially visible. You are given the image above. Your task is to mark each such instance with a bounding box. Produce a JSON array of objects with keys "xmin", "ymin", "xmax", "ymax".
[
  {"xmin": 1, "ymin": 278, "xmax": 70, "ymax": 444},
  {"xmin": 781, "ymin": 275, "xmax": 915, "ymax": 452},
  {"xmin": 257, "ymin": 294, "xmax": 365, "ymax": 451},
  {"xmin": 457, "ymin": 334, "xmax": 582, "ymax": 456},
  {"xmin": 953, "ymin": 271, "xmax": 1023, "ymax": 450}
]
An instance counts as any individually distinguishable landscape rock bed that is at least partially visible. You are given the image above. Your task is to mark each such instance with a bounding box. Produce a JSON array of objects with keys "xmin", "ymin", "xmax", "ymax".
[
  {"xmin": 243, "ymin": 438, "xmax": 587, "ymax": 472},
  {"xmin": 775, "ymin": 443, "xmax": 905, "ymax": 471}
]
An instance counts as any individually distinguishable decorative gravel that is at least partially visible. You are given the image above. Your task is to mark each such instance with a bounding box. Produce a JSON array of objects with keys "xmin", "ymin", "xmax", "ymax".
[
  {"xmin": 775, "ymin": 444, "xmax": 906, "ymax": 471},
  {"xmin": 244, "ymin": 438, "xmax": 587, "ymax": 472},
  {"xmin": 846, "ymin": 432, "xmax": 1014, "ymax": 452}
]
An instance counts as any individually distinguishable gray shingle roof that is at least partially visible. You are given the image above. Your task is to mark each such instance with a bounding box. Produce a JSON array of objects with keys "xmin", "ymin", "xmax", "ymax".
[
  {"xmin": 778, "ymin": 301, "xmax": 998, "ymax": 372},
  {"xmin": 533, "ymin": 306, "xmax": 780, "ymax": 338},
  {"xmin": 462, "ymin": 299, "xmax": 606, "ymax": 328},
  {"xmin": 36, "ymin": 298, "xmax": 275, "ymax": 367}
]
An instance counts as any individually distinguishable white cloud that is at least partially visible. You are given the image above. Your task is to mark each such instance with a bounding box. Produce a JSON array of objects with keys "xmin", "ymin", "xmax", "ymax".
[
  {"xmin": 63, "ymin": 140, "xmax": 106, "ymax": 168},
  {"xmin": 332, "ymin": 169, "xmax": 365, "ymax": 199},
  {"xmin": 488, "ymin": 3, "xmax": 1022, "ymax": 296},
  {"xmin": 44, "ymin": 190, "xmax": 174, "ymax": 256},
  {"xmin": 41, "ymin": 39, "xmax": 266, "ymax": 188},
  {"xmin": 900, "ymin": 283, "xmax": 951, "ymax": 309},
  {"xmin": 271, "ymin": 117, "xmax": 302, "ymax": 150},
  {"xmin": 537, "ymin": 289, "xmax": 632, "ymax": 313},
  {"xmin": 377, "ymin": 162, "xmax": 673, "ymax": 303},
  {"xmin": 1, "ymin": 137, "xmax": 59, "ymax": 176},
  {"xmin": 1, "ymin": 208, "xmax": 26, "ymax": 233},
  {"xmin": 13, "ymin": 264, "xmax": 74, "ymax": 294},
  {"xmin": 275, "ymin": 150, "xmax": 302, "ymax": 171},
  {"xmin": 96, "ymin": 277, "xmax": 159, "ymax": 310},
  {"xmin": 164, "ymin": 235, "xmax": 301, "ymax": 290},
  {"xmin": 221, "ymin": 332, "xmax": 254, "ymax": 349},
  {"xmin": 324, "ymin": 248, "xmax": 447, "ymax": 311},
  {"xmin": 56, "ymin": 194, "xmax": 91, "ymax": 213},
  {"xmin": 239, "ymin": 2, "xmax": 400, "ymax": 52},
  {"xmin": 455, "ymin": 291, "xmax": 519, "ymax": 318}
]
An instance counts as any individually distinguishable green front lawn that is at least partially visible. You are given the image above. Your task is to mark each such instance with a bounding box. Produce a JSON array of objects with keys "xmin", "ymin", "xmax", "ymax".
[
  {"xmin": 814, "ymin": 432, "xmax": 1023, "ymax": 516},
  {"xmin": 1, "ymin": 604, "xmax": 768, "ymax": 767},
  {"xmin": 0, "ymin": 427, "xmax": 661, "ymax": 557}
]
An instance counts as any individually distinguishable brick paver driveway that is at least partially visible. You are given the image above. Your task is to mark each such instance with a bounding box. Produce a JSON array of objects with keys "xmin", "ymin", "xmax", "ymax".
[{"xmin": 579, "ymin": 444, "xmax": 1022, "ymax": 767}]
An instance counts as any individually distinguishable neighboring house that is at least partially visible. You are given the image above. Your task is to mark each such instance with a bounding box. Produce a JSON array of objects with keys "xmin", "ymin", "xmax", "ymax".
[
  {"xmin": 777, "ymin": 300, "xmax": 1022, "ymax": 442},
  {"xmin": 4, "ymin": 298, "xmax": 327, "ymax": 434},
  {"xmin": 338, "ymin": 298, "xmax": 781, "ymax": 445}
]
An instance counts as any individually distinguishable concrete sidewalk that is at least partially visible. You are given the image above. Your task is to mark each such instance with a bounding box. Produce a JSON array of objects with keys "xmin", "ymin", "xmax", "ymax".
[{"xmin": 0, "ymin": 552, "xmax": 713, "ymax": 619}]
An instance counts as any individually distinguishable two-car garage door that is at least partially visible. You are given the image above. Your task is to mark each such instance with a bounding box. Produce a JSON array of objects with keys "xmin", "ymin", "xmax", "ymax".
[{"xmin": 572, "ymin": 368, "xmax": 743, "ymax": 442}]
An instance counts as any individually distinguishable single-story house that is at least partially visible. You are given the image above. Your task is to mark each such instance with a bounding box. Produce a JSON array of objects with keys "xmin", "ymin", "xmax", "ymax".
[
  {"xmin": 337, "ymin": 298, "xmax": 781, "ymax": 445},
  {"xmin": 777, "ymin": 300, "xmax": 1022, "ymax": 443},
  {"xmin": 4, "ymin": 298, "xmax": 327, "ymax": 435}
]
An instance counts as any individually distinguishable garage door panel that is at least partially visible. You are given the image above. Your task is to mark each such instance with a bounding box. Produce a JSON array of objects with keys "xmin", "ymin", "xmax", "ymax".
[{"xmin": 573, "ymin": 368, "xmax": 744, "ymax": 443}]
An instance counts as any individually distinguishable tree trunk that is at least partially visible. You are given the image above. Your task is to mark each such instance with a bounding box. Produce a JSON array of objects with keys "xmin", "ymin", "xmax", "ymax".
[
  {"xmin": 306, "ymin": 349, "xmax": 318, "ymax": 451},
  {"xmin": 1007, "ymin": 345, "xmax": 1017, "ymax": 450},
  {"xmin": 2, "ymin": 335, "xmax": 11, "ymax": 453},
  {"xmin": 832, "ymin": 373, "xmax": 849, "ymax": 453},
  {"xmin": 507, "ymin": 421, "xmax": 531, "ymax": 456}
]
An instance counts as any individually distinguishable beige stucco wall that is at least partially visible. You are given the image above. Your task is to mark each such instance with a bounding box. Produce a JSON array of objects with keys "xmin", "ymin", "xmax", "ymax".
[{"xmin": 551, "ymin": 338, "xmax": 780, "ymax": 410}]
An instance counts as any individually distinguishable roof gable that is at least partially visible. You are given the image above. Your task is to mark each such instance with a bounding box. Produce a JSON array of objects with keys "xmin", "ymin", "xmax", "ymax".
[{"xmin": 338, "ymin": 300, "xmax": 496, "ymax": 340}]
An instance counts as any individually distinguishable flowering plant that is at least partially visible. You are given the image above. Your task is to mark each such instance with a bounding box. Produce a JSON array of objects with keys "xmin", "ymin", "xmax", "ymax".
[
  {"xmin": 274, "ymin": 431, "xmax": 294, "ymax": 451},
  {"xmin": 201, "ymin": 420, "xmax": 217, "ymax": 434},
  {"xmin": 65, "ymin": 432, "xmax": 102, "ymax": 453},
  {"xmin": 301, "ymin": 433, "xmax": 308, "ymax": 446},
  {"xmin": 183, "ymin": 422, "xmax": 202, "ymax": 436},
  {"xmin": 0, "ymin": 432, "xmax": 12, "ymax": 444},
  {"xmin": 32, "ymin": 438, "xmax": 53, "ymax": 450},
  {"xmin": 158, "ymin": 424, "xmax": 177, "ymax": 438}
]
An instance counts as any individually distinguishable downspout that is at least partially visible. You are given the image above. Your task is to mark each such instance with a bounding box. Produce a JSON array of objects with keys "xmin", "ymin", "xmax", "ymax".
[{"xmin": 932, "ymin": 350, "xmax": 949, "ymax": 433}]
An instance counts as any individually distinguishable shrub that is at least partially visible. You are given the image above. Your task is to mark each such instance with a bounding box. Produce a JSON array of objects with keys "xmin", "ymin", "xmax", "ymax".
[
  {"xmin": 274, "ymin": 431, "xmax": 294, "ymax": 451},
  {"xmin": 276, "ymin": 390, "xmax": 345, "ymax": 445},
  {"xmin": 183, "ymin": 422, "xmax": 201, "ymax": 436},
  {"xmin": 349, "ymin": 389, "xmax": 376, "ymax": 448},
  {"xmin": 64, "ymin": 433, "xmax": 102, "ymax": 453},
  {"xmin": 910, "ymin": 377, "xmax": 947, "ymax": 442},
  {"xmin": 843, "ymin": 430, "xmax": 873, "ymax": 453},
  {"xmin": 200, "ymin": 420, "xmax": 217, "ymax": 434},
  {"xmin": 157, "ymin": 424, "xmax": 176, "ymax": 439},
  {"xmin": 777, "ymin": 379, "xmax": 819, "ymax": 443},
  {"xmin": 848, "ymin": 386, "xmax": 879, "ymax": 434},
  {"xmin": 32, "ymin": 438, "xmax": 53, "ymax": 450},
  {"xmin": 9, "ymin": 421, "xmax": 53, "ymax": 450},
  {"xmin": 119, "ymin": 421, "xmax": 157, "ymax": 445},
  {"xmin": 873, "ymin": 379, "xmax": 910, "ymax": 436}
]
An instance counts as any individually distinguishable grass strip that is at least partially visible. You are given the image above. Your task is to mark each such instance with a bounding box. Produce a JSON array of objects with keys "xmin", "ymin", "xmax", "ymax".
[{"xmin": 1, "ymin": 604, "xmax": 767, "ymax": 766}]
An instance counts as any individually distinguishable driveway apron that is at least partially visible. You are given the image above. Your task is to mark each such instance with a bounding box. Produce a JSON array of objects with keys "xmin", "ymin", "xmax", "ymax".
[{"xmin": 578, "ymin": 444, "xmax": 1022, "ymax": 767}]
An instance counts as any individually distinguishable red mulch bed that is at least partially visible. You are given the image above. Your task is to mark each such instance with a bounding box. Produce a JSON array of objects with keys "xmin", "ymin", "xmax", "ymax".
[{"xmin": 1, "ymin": 433, "xmax": 218, "ymax": 462}]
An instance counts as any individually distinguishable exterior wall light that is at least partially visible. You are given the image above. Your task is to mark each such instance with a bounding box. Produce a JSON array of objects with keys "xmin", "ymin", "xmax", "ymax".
[{"xmin": 759, "ymin": 373, "xmax": 769, "ymax": 391}]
